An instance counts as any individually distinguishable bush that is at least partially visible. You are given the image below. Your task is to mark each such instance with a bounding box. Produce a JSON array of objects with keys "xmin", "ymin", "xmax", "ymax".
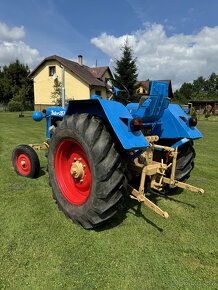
[
  {"xmin": 7, "ymin": 87, "xmax": 34, "ymax": 112},
  {"xmin": 8, "ymin": 99, "xmax": 23, "ymax": 112}
]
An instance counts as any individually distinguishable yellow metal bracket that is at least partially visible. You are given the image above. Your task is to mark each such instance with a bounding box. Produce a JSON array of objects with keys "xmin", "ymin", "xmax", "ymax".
[
  {"xmin": 29, "ymin": 142, "xmax": 49, "ymax": 150},
  {"xmin": 128, "ymin": 185, "xmax": 169, "ymax": 219},
  {"xmin": 128, "ymin": 135, "xmax": 204, "ymax": 220}
]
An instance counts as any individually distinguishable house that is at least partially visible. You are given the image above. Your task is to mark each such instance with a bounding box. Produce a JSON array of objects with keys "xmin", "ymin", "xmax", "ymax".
[
  {"xmin": 136, "ymin": 81, "xmax": 150, "ymax": 97},
  {"xmin": 135, "ymin": 80, "xmax": 173, "ymax": 99},
  {"xmin": 29, "ymin": 55, "xmax": 113, "ymax": 111}
]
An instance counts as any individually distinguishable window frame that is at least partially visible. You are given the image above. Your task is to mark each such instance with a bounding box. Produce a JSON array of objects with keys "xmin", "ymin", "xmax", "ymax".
[{"xmin": 49, "ymin": 66, "xmax": 56, "ymax": 76}]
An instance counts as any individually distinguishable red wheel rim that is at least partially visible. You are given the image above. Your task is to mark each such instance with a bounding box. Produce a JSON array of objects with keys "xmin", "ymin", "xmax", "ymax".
[
  {"xmin": 54, "ymin": 139, "xmax": 92, "ymax": 205},
  {"xmin": 16, "ymin": 153, "xmax": 31, "ymax": 175}
]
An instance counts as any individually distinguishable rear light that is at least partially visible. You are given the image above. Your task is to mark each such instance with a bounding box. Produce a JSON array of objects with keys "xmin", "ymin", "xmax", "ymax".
[
  {"xmin": 130, "ymin": 118, "xmax": 143, "ymax": 131},
  {"xmin": 189, "ymin": 116, "xmax": 198, "ymax": 127}
]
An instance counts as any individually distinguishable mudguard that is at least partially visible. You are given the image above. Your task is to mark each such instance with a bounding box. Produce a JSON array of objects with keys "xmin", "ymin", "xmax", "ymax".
[
  {"xmin": 66, "ymin": 98, "xmax": 149, "ymax": 150},
  {"xmin": 152, "ymin": 104, "xmax": 203, "ymax": 139}
]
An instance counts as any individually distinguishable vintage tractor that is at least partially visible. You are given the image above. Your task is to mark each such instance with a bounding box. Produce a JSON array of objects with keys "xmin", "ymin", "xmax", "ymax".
[{"xmin": 12, "ymin": 79, "xmax": 204, "ymax": 229}]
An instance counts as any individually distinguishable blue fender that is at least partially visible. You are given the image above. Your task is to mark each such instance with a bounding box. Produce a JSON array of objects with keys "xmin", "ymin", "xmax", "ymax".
[
  {"xmin": 152, "ymin": 104, "xmax": 203, "ymax": 139},
  {"xmin": 66, "ymin": 98, "xmax": 149, "ymax": 150}
]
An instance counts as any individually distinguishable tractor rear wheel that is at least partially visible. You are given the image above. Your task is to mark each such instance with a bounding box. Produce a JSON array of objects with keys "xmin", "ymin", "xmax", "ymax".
[
  {"xmin": 152, "ymin": 140, "xmax": 196, "ymax": 194},
  {"xmin": 12, "ymin": 144, "xmax": 40, "ymax": 178},
  {"xmin": 164, "ymin": 140, "xmax": 195, "ymax": 194},
  {"xmin": 48, "ymin": 113, "xmax": 127, "ymax": 229},
  {"xmin": 173, "ymin": 141, "xmax": 195, "ymax": 183}
]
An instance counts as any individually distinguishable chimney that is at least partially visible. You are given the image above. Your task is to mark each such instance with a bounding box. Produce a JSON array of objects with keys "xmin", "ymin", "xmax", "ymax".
[{"xmin": 78, "ymin": 55, "xmax": 83, "ymax": 65}]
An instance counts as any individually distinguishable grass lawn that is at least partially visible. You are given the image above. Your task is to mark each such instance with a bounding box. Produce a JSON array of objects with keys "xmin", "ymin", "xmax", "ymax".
[{"xmin": 0, "ymin": 112, "xmax": 217, "ymax": 290}]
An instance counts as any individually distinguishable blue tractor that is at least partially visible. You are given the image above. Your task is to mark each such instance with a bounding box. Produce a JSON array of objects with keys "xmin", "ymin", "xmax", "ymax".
[{"xmin": 12, "ymin": 79, "xmax": 204, "ymax": 229}]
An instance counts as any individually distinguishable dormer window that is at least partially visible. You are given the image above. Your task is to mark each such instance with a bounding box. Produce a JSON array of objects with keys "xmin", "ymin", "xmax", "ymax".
[{"xmin": 49, "ymin": 66, "xmax": 56, "ymax": 76}]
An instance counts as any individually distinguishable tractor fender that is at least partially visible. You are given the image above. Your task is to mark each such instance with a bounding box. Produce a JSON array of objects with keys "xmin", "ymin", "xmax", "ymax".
[
  {"xmin": 153, "ymin": 104, "xmax": 203, "ymax": 139},
  {"xmin": 65, "ymin": 98, "xmax": 149, "ymax": 150}
]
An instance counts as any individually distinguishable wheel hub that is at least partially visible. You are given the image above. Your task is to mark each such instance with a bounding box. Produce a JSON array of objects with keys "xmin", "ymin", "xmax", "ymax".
[
  {"xmin": 21, "ymin": 160, "xmax": 26, "ymax": 167},
  {"xmin": 16, "ymin": 153, "xmax": 31, "ymax": 174},
  {"xmin": 70, "ymin": 159, "xmax": 85, "ymax": 182}
]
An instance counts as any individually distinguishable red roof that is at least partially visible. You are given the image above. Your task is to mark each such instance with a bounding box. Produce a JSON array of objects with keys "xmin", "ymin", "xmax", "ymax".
[
  {"xmin": 29, "ymin": 55, "xmax": 110, "ymax": 87},
  {"xmin": 87, "ymin": 67, "xmax": 110, "ymax": 78}
]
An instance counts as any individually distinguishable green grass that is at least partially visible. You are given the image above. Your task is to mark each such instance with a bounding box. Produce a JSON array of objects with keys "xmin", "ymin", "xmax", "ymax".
[{"xmin": 0, "ymin": 112, "xmax": 217, "ymax": 290}]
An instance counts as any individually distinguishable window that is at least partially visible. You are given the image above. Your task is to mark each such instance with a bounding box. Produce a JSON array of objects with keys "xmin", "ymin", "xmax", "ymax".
[
  {"xmin": 95, "ymin": 90, "xmax": 101, "ymax": 96},
  {"xmin": 136, "ymin": 88, "xmax": 140, "ymax": 94},
  {"xmin": 49, "ymin": 66, "xmax": 56, "ymax": 76}
]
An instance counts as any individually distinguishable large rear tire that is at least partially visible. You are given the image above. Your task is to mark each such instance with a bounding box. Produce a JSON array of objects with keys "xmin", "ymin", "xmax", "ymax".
[
  {"xmin": 174, "ymin": 141, "xmax": 195, "ymax": 182},
  {"xmin": 48, "ymin": 113, "xmax": 127, "ymax": 229},
  {"xmin": 152, "ymin": 140, "xmax": 196, "ymax": 194}
]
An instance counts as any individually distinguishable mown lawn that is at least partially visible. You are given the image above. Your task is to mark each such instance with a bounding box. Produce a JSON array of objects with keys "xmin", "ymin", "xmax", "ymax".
[{"xmin": 0, "ymin": 112, "xmax": 217, "ymax": 290}]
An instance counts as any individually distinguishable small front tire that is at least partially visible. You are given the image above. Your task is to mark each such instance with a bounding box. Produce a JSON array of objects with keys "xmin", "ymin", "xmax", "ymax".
[{"xmin": 12, "ymin": 144, "xmax": 40, "ymax": 178}]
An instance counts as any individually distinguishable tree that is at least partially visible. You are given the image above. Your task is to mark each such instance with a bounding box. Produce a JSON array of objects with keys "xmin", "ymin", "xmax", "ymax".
[
  {"xmin": 205, "ymin": 73, "xmax": 218, "ymax": 97},
  {"xmin": 174, "ymin": 82, "xmax": 194, "ymax": 103},
  {"xmin": 8, "ymin": 87, "xmax": 31, "ymax": 113},
  {"xmin": 0, "ymin": 60, "xmax": 34, "ymax": 109},
  {"xmin": 114, "ymin": 40, "xmax": 138, "ymax": 101},
  {"xmin": 51, "ymin": 78, "xmax": 62, "ymax": 106},
  {"xmin": 174, "ymin": 73, "xmax": 218, "ymax": 103},
  {"xmin": 191, "ymin": 76, "xmax": 206, "ymax": 99}
]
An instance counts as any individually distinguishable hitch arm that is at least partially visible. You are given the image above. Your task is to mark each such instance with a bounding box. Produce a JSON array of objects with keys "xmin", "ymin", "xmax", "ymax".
[
  {"xmin": 128, "ymin": 185, "xmax": 169, "ymax": 219},
  {"xmin": 162, "ymin": 177, "xmax": 204, "ymax": 194}
]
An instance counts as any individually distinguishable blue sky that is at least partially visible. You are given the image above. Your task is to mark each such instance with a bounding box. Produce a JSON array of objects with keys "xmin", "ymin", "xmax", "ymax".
[{"xmin": 0, "ymin": 0, "xmax": 218, "ymax": 88}]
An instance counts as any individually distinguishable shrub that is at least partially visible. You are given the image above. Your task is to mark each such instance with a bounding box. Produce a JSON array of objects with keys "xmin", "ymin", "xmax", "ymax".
[{"xmin": 8, "ymin": 99, "xmax": 23, "ymax": 112}]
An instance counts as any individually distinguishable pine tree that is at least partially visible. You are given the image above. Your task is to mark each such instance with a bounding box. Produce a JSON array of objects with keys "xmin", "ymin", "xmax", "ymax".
[{"xmin": 114, "ymin": 40, "xmax": 138, "ymax": 101}]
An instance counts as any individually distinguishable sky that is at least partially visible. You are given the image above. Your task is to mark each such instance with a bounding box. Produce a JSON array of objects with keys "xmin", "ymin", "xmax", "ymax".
[{"xmin": 0, "ymin": 0, "xmax": 218, "ymax": 89}]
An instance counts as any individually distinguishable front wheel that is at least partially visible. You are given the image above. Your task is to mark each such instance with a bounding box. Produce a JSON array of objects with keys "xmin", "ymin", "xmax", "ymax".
[
  {"xmin": 12, "ymin": 144, "xmax": 40, "ymax": 178},
  {"xmin": 48, "ymin": 114, "xmax": 127, "ymax": 229}
]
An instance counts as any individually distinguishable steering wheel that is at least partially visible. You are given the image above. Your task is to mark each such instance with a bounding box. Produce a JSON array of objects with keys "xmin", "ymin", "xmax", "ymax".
[{"xmin": 105, "ymin": 78, "xmax": 130, "ymax": 104}]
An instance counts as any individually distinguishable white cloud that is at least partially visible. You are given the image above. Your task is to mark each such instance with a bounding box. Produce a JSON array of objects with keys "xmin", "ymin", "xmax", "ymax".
[
  {"xmin": 0, "ymin": 22, "xmax": 25, "ymax": 41},
  {"xmin": 91, "ymin": 24, "xmax": 218, "ymax": 89},
  {"xmin": 0, "ymin": 22, "xmax": 41, "ymax": 68}
]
